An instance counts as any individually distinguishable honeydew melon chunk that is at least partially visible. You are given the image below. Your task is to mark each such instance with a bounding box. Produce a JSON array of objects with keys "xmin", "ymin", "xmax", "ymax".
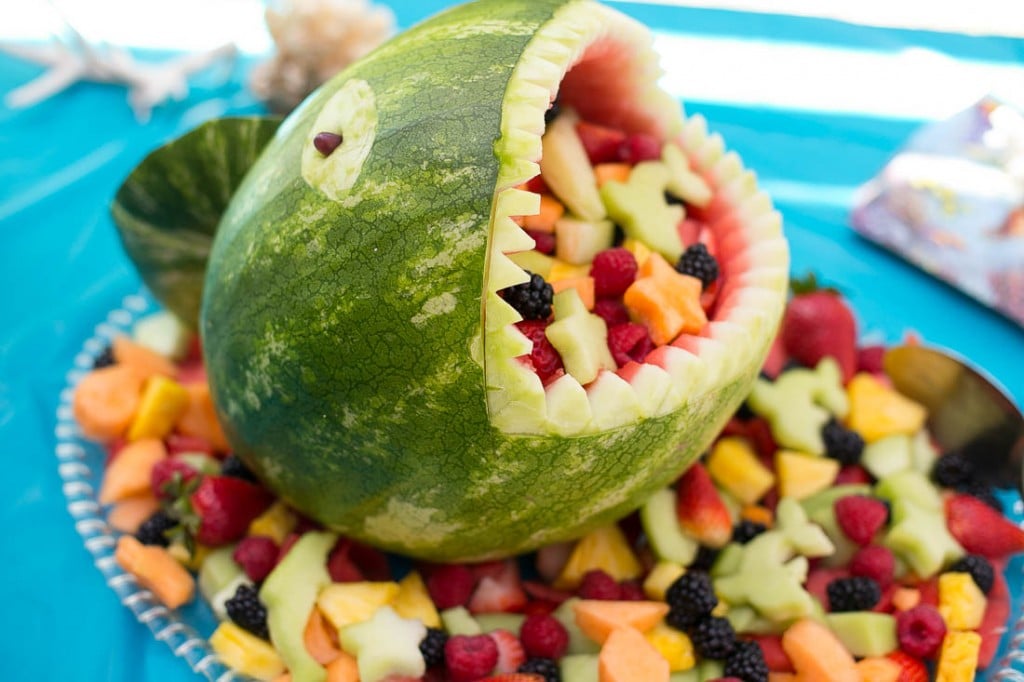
[
  {"xmin": 883, "ymin": 498, "xmax": 963, "ymax": 577},
  {"xmin": 553, "ymin": 598, "xmax": 601, "ymax": 655},
  {"xmin": 132, "ymin": 310, "xmax": 190, "ymax": 360},
  {"xmin": 540, "ymin": 109, "xmax": 605, "ymax": 221},
  {"xmin": 441, "ymin": 606, "xmax": 482, "ymax": 636},
  {"xmin": 874, "ymin": 469, "xmax": 943, "ymax": 513},
  {"xmin": 339, "ymin": 606, "xmax": 427, "ymax": 682},
  {"xmin": 545, "ymin": 374, "xmax": 594, "ymax": 435},
  {"xmin": 198, "ymin": 544, "xmax": 244, "ymax": 606},
  {"xmin": 601, "ymin": 161, "xmax": 684, "ymax": 262},
  {"xmin": 475, "ymin": 612, "xmax": 526, "ymax": 634},
  {"xmin": 640, "ymin": 487, "xmax": 699, "ymax": 565},
  {"xmin": 662, "ymin": 143, "xmax": 712, "ymax": 207},
  {"xmin": 587, "ymin": 371, "xmax": 643, "ymax": 430},
  {"xmin": 910, "ymin": 429, "xmax": 940, "ymax": 474},
  {"xmin": 554, "ymin": 216, "xmax": 615, "ymax": 265},
  {"xmin": 825, "ymin": 612, "xmax": 898, "ymax": 658},
  {"xmin": 561, "ymin": 653, "xmax": 600, "ymax": 682},
  {"xmin": 860, "ymin": 434, "xmax": 913, "ymax": 480},
  {"xmin": 260, "ymin": 531, "xmax": 337, "ymax": 682},
  {"xmin": 508, "ymin": 250, "xmax": 555, "ymax": 279},
  {"xmin": 210, "ymin": 574, "xmax": 255, "ymax": 622},
  {"xmin": 545, "ymin": 288, "xmax": 615, "ymax": 385}
]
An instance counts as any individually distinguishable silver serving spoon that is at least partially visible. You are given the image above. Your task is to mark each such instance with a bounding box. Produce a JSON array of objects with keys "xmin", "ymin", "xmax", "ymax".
[{"xmin": 884, "ymin": 345, "xmax": 1024, "ymax": 497}]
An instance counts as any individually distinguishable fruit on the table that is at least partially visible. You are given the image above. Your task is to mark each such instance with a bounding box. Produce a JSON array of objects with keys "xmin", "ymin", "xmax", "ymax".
[
  {"xmin": 338, "ymin": 606, "xmax": 428, "ymax": 682},
  {"xmin": 573, "ymin": 599, "xmax": 669, "ymax": 644},
  {"xmin": 645, "ymin": 622, "xmax": 696, "ymax": 672},
  {"xmin": 945, "ymin": 493, "xmax": 1024, "ymax": 558},
  {"xmin": 935, "ymin": 630, "xmax": 981, "ymax": 682},
  {"xmin": 860, "ymin": 433, "xmax": 913, "ymax": 480},
  {"xmin": 260, "ymin": 531, "xmax": 337, "ymax": 682},
  {"xmin": 553, "ymin": 524, "xmax": 642, "ymax": 589},
  {"xmin": 641, "ymin": 489, "xmax": 700, "ymax": 565},
  {"xmin": 601, "ymin": 160, "xmax": 683, "ymax": 261},
  {"xmin": 317, "ymin": 581, "xmax": 401, "ymax": 630},
  {"xmin": 393, "ymin": 571, "xmax": 441, "ymax": 628},
  {"xmin": 198, "ymin": 0, "xmax": 788, "ymax": 561},
  {"xmin": 781, "ymin": 618, "xmax": 859, "ymax": 682},
  {"xmin": 938, "ymin": 572, "xmax": 987, "ymax": 631},
  {"xmin": 126, "ymin": 375, "xmax": 189, "ymax": 441},
  {"xmin": 73, "ymin": 364, "xmax": 146, "ymax": 441},
  {"xmin": 99, "ymin": 438, "xmax": 168, "ymax": 504}
]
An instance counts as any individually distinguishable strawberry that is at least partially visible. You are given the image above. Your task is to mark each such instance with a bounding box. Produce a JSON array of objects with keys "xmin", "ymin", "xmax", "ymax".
[
  {"xmin": 187, "ymin": 475, "xmax": 274, "ymax": 546},
  {"xmin": 760, "ymin": 332, "xmax": 789, "ymax": 379},
  {"xmin": 977, "ymin": 560, "xmax": 1010, "ymax": 668},
  {"xmin": 675, "ymin": 463, "xmax": 733, "ymax": 548},
  {"xmin": 427, "ymin": 564, "xmax": 476, "ymax": 610},
  {"xmin": 522, "ymin": 580, "xmax": 572, "ymax": 606},
  {"xmin": 617, "ymin": 132, "xmax": 662, "ymax": 164},
  {"xmin": 886, "ymin": 651, "xmax": 928, "ymax": 682},
  {"xmin": 488, "ymin": 629, "xmax": 526, "ymax": 674},
  {"xmin": 327, "ymin": 538, "xmax": 367, "ymax": 583},
  {"xmin": 945, "ymin": 493, "xmax": 1024, "ymax": 558},
  {"xmin": 751, "ymin": 634, "xmax": 793, "ymax": 673},
  {"xmin": 233, "ymin": 535, "xmax": 279, "ymax": 582},
  {"xmin": 781, "ymin": 276, "xmax": 857, "ymax": 382},
  {"xmin": 574, "ymin": 121, "xmax": 626, "ymax": 165},
  {"xmin": 834, "ymin": 495, "xmax": 888, "ymax": 545},
  {"xmin": 468, "ymin": 561, "xmax": 527, "ymax": 614},
  {"xmin": 150, "ymin": 457, "xmax": 201, "ymax": 501},
  {"xmin": 165, "ymin": 433, "xmax": 214, "ymax": 455}
]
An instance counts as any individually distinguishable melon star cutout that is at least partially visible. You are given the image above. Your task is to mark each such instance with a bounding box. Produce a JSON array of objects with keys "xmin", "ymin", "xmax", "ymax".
[{"xmin": 1, "ymin": 21, "xmax": 236, "ymax": 121}]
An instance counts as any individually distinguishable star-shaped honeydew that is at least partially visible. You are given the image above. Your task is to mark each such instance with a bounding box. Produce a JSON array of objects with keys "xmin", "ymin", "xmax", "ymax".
[{"xmin": 338, "ymin": 605, "xmax": 427, "ymax": 682}]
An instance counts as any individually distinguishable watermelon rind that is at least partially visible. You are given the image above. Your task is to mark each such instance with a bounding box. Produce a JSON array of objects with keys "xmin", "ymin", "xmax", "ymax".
[{"xmin": 200, "ymin": 0, "xmax": 788, "ymax": 561}]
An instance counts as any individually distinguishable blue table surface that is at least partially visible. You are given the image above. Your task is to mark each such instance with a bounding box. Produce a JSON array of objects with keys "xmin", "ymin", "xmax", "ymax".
[{"xmin": 2, "ymin": 1, "xmax": 1023, "ymax": 680}]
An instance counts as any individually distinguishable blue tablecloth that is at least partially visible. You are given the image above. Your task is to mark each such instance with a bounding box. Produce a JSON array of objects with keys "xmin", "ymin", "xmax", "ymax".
[{"xmin": 1, "ymin": 2, "xmax": 1022, "ymax": 680}]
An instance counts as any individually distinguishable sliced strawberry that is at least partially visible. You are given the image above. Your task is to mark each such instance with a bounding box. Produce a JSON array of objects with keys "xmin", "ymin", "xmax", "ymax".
[
  {"xmin": 468, "ymin": 561, "xmax": 527, "ymax": 614},
  {"xmin": 856, "ymin": 345, "xmax": 886, "ymax": 374},
  {"xmin": 834, "ymin": 464, "xmax": 873, "ymax": 486},
  {"xmin": 781, "ymin": 286, "xmax": 857, "ymax": 383},
  {"xmin": 523, "ymin": 175, "xmax": 548, "ymax": 194},
  {"xmin": 488, "ymin": 629, "xmax": 526, "ymax": 674},
  {"xmin": 946, "ymin": 493, "xmax": 1024, "ymax": 558},
  {"xmin": 574, "ymin": 121, "xmax": 626, "ymax": 165},
  {"xmin": 886, "ymin": 650, "xmax": 928, "ymax": 682},
  {"xmin": 977, "ymin": 560, "xmax": 1009, "ymax": 669},
  {"xmin": 675, "ymin": 463, "xmax": 732, "ymax": 548},
  {"xmin": 751, "ymin": 634, "xmax": 793, "ymax": 673},
  {"xmin": 522, "ymin": 580, "xmax": 572, "ymax": 606},
  {"xmin": 327, "ymin": 538, "xmax": 367, "ymax": 583},
  {"xmin": 189, "ymin": 475, "xmax": 273, "ymax": 546}
]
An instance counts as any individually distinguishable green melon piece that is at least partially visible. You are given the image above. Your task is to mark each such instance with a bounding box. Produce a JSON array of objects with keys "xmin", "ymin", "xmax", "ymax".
[
  {"xmin": 561, "ymin": 653, "xmax": 600, "ymax": 682},
  {"xmin": 861, "ymin": 434, "xmax": 913, "ymax": 480},
  {"xmin": 555, "ymin": 216, "xmax": 615, "ymax": 265},
  {"xmin": 339, "ymin": 606, "xmax": 427, "ymax": 681},
  {"xmin": 440, "ymin": 606, "xmax": 482, "ymax": 636},
  {"xmin": 474, "ymin": 612, "xmax": 526, "ymax": 633},
  {"xmin": 825, "ymin": 612, "xmax": 898, "ymax": 658},
  {"xmin": 546, "ymin": 288, "xmax": 616, "ymax": 385},
  {"xmin": 640, "ymin": 487, "xmax": 699, "ymax": 565},
  {"xmin": 600, "ymin": 160, "xmax": 683, "ymax": 261},
  {"xmin": 192, "ymin": 0, "xmax": 788, "ymax": 561},
  {"xmin": 553, "ymin": 598, "xmax": 601, "ymax": 655},
  {"xmin": 541, "ymin": 109, "xmax": 605, "ymax": 221}
]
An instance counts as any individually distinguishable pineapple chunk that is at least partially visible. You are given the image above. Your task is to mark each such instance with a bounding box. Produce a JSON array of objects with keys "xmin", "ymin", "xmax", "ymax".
[
  {"xmin": 775, "ymin": 450, "xmax": 840, "ymax": 501},
  {"xmin": 643, "ymin": 562, "xmax": 686, "ymax": 601},
  {"xmin": 646, "ymin": 622, "xmax": 696, "ymax": 672},
  {"xmin": 935, "ymin": 630, "xmax": 981, "ymax": 682},
  {"xmin": 554, "ymin": 524, "xmax": 642, "ymax": 589},
  {"xmin": 938, "ymin": 572, "xmax": 987, "ymax": 631},
  {"xmin": 706, "ymin": 436, "xmax": 775, "ymax": 505},
  {"xmin": 317, "ymin": 581, "xmax": 401, "ymax": 631},
  {"xmin": 846, "ymin": 372, "xmax": 927, "ymax": 443},
  {"xmin": 248, "ymin": 501, "xmax": 298, "ymax": 544},
  {"xmin": 392, "ymin": 570, "xmax": 441, "ymax": 628},
  {"xmin": 126, "ymin": 375, "xmax": 189, "ymax": 441},
  {"xmin": 209, "ymin": 621, "xmax": 286, "ymax": 681}
]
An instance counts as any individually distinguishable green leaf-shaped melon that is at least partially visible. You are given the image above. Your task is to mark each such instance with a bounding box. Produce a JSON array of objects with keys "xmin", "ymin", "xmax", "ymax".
[{"xmin": 200, "ymin": 0, "xmax": 789, "ymax": 561}]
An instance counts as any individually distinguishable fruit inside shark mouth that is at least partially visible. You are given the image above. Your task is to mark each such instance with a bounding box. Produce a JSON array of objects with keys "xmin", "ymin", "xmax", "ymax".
[{"xmin": 483, "ymin": 8, "xmax": 788, "ymax": 438}]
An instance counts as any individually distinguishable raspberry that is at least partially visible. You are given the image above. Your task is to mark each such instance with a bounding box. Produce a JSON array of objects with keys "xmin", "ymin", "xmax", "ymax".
[
  {"xmin": 665, "ymin": 571, "xmax": 718, "ymax": 630},
  {"xmin": 577, "ymin": 569, "xmax": 622, "ymax": 600},
  {"xmin": 517, "ymin": 657, "xmax": 561, "ymax": 682},
  {"xmin": 526, "ymin": 229, "xmax": 556, "ymax": 255},
  {"xmin": 445, "ymin": 634, "xmax": 499, "ymax": 682},
  {"xmin": 420, "ymin": 627, "xmax": 448, "ymax": 668},
  {"xmin": 896, "ymin": 605, "xmax": 947, "ymax": 659},
  {"xmin": 617, "ymin": 132, "xmax": 662, "ymax": 164},
  {"xmin": 723, "ymin": 640, "xmax": 769, "ymax": 682},
  {"xmin": 501, "ymin": 271, "xmax": 553, "ymax": 320},
  {"xmin": 833, "ymin": 495, "xmax": 888, "ymax": 545},
  {"xmin": 821, "ymin": 419, "xmax": 865, "ymax": 466},
  {"xmin": 592, "ymin": 298, "xmax": 630, "ymax": 328},
  {"xmin": 618, "ymin": 580, "xmax": 646, "ymax": 601},
  {"xmin": 689, "ymin": 616, "xmax": 737, "ymax": 659},
  {"xmin": 427, "ymin": 564, "xmax": 476, "ymax": 610},
  {"xmin": 849, "ymin": 545, "xmax": 895, "ymax": 589},
  {"xmin": 224, "ymin": 584, "xmax": 270, "ymax": 640},
  {"xmin": 515, "ymin": 320, "xmax": 564, "ymax": 383},
  {"xmin": 826, "ymin": 576, "xmax": 881, "ymax": 612},
  {"xmin": 519, "ymin": 614, "xmax": 569, "ymax": 660},
  {"xmin": 674, "ymin": 243, "xmax": 719, "ymax": 290},
  {"xmin": 589, "ymin": 248, "xmax": 638, "ymax": 298},
  {"xmin": 150, "ymin": 457, "xmax": 200, "ymax": 500},
  {"xmin": 607, "ymin": 323, "xmax": 653, "ymax": 367},
  {"xmin": 947, "ymin": 554, "xmax": 995, "ymax": 594},
  {"xmin": 233, "ymin": 535, "xmax": 280, "ymax": 583}
]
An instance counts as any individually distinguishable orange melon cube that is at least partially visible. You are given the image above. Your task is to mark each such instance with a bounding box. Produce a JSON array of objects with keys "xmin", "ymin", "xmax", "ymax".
[
  {"xmin": 573, "ymin": 599, "xmax": 670, "ymax": 645},
  {"xmin": 108, "ymin": 493, "xmax": 161, "ymax": 533},
  {"xmin": 856, "ymin": 656, "xmax": 901, "ymax": 682},
  {"xmin": 176, "ymin": 381, "xmax": 231, "ymax": 452},
  {"xmin": 624, "ymin": 253, "xmax": 706, "ymax": 345},
  {"xmin": 112, "ymin": 335, "xmax": 178, "ymax": 379},
  {"xmin": 325, "ymin": 651, "xmax": 360, "ymax": 682},
  {"xmin": 114, "ymin": 535, "xmax": 195, "ymax": 609},
  {"xmin": 599, "ymin": 626, "xmax": 669, "ymax": 682},
  {"xmin": 594, "ymin": 163, "xmax": 631, "ymax": 186},
  {"xmin": 72, "ymin": 364, "xmax": 146, "ymax": 441},
  {"xmin": 550, "ymin": 276, "xmax": 596, "ymax": 311},
  {"xmin": 99, "ymin": 438, "xmax": 167, "ymax": 505},
  {"xmin": 781, "ymin": 619, "xmax": 859, "ymax": 682},
  {"xmin": 304, "ymin": 607, "xmax": 341, "ymax": 665},
  {"xmin": 521, "ymin": 194, "xmax": 565, "ymax": 233}
]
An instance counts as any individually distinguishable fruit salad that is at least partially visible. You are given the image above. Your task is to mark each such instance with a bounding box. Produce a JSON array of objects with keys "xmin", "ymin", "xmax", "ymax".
[{"xmin": 71, "ymin": 280, "xmax": 1024, "ymax": 682}]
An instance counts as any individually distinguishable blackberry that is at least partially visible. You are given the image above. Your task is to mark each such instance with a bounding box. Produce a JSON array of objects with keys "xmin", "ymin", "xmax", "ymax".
[
  {"xmin": 664, "ymin": 190, "xmax": 685, "ymax": 206},
  {"xmin": 665, "ymin": 571, "xmax": 718, "ymax": 630},
  {"xmin": 690, "ymin": 545, "xmax": 720, "ymax": 572},
  {"xmin": 224, "ymin": 584, "xmax": 270, "ymax": 640},
  {"xmin": 732, "ymin": 520, "xmax": 767, "ymax": 545},
  {"xmin": 544, "ymin": 99, "xmax": 562, "ymax": 126},
  {"xmin": 500, "ymin": 271, "xmax": 553, "ymax": 321},
  {"xmin": 689, "ymin": 616, "xmax": 736, "ymax": 659},
  {"xmin": 948, "ymin": 554, "xmax": 995, "ymax": 594},
  {"xmin": 932, "ymin": 452, "xmax": 974, "ymax": 490},
  {"xmin": 821, "ymin": 419, "xmax": 864, "ymax": 466},
  {"xmin": 735, "ymin": 400, "xmax": 755, "ymax": 421},
  {"xmin": 723, "ymin": 639, "xmax": 769, "ymax": 682},
  {"xmin": 134, "ymin": 510, "xmax": 177, "ymax": 547},
  {"xmin": 221, "ymin": 454, "xmax": 258, "ymax": 483},
  {"xmin": 419, "ymin": 627, "xmax": 448, "ymax": 668},
  {"xmin": 674, "ymin": 243, "xmax": 719, "ymax": 290},
  {"xmin": 518, "ymin": 657, "xmax": 561, "ymax": 682},
  {"xmin": 92, "ymin": 345, "xmax": 115, "ymax": 369},
  {"xmin": 826, "ymin": 576, "xmax": 881, "ymax": 612}
]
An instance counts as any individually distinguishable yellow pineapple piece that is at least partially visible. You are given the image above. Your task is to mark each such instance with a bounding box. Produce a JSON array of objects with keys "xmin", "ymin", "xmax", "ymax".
[
  {"xmin": 775, "ymin": 450, "xmax": 840, "ymax": 500},
  {"xmin": 938, "ymin": 572, "xmax": 987, "ymax": 631},
  {"xmin": 643, "ymin": 561, "xmax": 686, "ymax": 601},
  {"xmin": 706, "ymin": 436, "xmax": 775, "ymax": 505},
  {"xmin": 167, "ymin": 541, "xmax": 210, "ymax": 571},
  {"xmin": 645, "ymin": 621, "xmax": 696, "ymax": 672},
  {"xmin": 846, "ymin": 373, "xmax": 927, "ymax": 443},
  {"xmin": 935, "ymin": 630, "xmax": 981, "ymax": 682},
  {"xmin": 548, "ymin": 259, "xmax": 591, "ymax": 283},
  {"xmin": 621, "ymin": 237, "xmax": 652, "ymax": 267},
  {"xmin": 554, "ymin": 524, "xmax": 642, "ymax": 589},
  {"xmin": 209, "ymin": 621, "xmax": 286, "ymax": 681},
  {"xmin": 317, "ymin": 581, "xmax": 401, "ymax": 631},
  {"xmin": 248, "ymin": 501, "xmax": 298, "ymax": 544},
  {"xmin": 126, "ymin": 375, "xmax": 189, "ymax": 441},
  {"xmin": 392, "ymin": 570, "xmax": 441, "ymax": 628}
]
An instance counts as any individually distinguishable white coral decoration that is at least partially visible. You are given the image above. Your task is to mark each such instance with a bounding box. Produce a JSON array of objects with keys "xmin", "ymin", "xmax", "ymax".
[{"xmin": 250, "ymin": 0, "xmax": 395, "ymax": 113}]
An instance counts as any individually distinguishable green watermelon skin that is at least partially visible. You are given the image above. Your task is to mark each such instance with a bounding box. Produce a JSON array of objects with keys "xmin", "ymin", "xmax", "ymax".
[{"xmin": 202, "ymin": 0, "xmax": 770, "ymax": 561}]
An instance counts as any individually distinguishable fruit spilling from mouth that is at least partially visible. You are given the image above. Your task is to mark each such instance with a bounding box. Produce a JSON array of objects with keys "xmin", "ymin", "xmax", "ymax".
[{"xmin": 76, "ymin": 280, "xmax": 1024, "ymax": 682}]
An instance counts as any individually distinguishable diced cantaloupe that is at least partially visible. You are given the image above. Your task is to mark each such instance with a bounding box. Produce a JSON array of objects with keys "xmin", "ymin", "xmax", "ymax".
[
  {"xmin": 781, "ymin": 618, "xmax": 859, "ymax": 682},
  {"xmin": 126, "ymin": 375, "xmax": 190, "ymax": 441},
  {"xmin": 325, "ymin": 651, "xmax": 360, "ymax": 682},
  {"xmin": 573, "ymin": 599, "xmax": 670, "ymax": 645},
  {"xmin": 891, "ymin": 587, "xmax": 921, "ymax": 612},
  {"xmin": 623, "ymin": 253, "xmax": 706, "ymax": 345},
  {"xmin": 114, "ymin": 535, "xmax": 195, "ymax": 609},
  {"xmin": 107, "ymin": 493, "xmax": 161, "ymax": 533},
  {"xmin": 594, "ymin": 163, "xmax": 631, "ymax": 186},
  {"xmin": 112, "ymin": 335, "xmax": 178, "ymax": 379},
  {"xmin": 72, "ymin": 364, "xmax": 146, "ymax": 441},
  {"xmin": 554, "ymin": 524, "xmax": 642, "ymax": 589},
  {"xmin": 550, "ymin": 276, "xmax": 595, "ymax": 311},
  {"xmin": 304, "ymin": 607, "xmax": 342, "ymax": 665},
  {"xmin": 855, "ymin": 656, "xmax": 900, "ymax": 682},
  {"xmin": 741, "ymin": 504, "xmax": 775, "ymax": 528},
  {"xmin": 99, "ymin": 438, "xmax": 167, "ymax": 504},
  {"xmin": 521, "ymin": 193, "xmax": 565, "ymax": 233},
  {"xmin": 599, "ymin": 626, "xmax": 669, "ymax": 682},
  {"xmin": 176, "ymin": 381, "xmax": 230, "ymax": 452}
]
